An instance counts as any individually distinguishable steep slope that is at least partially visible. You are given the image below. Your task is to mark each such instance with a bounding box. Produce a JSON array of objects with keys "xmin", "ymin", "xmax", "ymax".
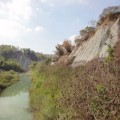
[
  {"xmin": 53, "ymin": 6, "xmax": 120, "ymax": 67},
  {"xmin": 70, "ymin": 18, "xmax": 120, "ymax": 67}
]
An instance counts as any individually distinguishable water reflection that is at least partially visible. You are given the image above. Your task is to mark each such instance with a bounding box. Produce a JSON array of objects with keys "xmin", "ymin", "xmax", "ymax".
[
  {"xmin": 0, "ymin": 74, "xmax": 31, "ymax": 97},
  {"xmin": 0, "ymin": 74, "xmax": 33, "ymax": 120}
]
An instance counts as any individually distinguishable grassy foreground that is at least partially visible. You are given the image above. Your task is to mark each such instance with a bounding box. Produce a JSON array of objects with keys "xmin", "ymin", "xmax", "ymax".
[{"xmin": 29, "ymin": 58, "xmax": 120, "ymax": 120}]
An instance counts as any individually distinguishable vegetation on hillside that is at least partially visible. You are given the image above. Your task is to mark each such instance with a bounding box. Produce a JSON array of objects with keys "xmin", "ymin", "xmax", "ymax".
[
  {"xmin": 0, "ymin": 44, "xmax": 52, "ymax": 92},
  {"xmin": 55, "ymin": 40, "xmax": 74, "ymax": 56},
  {"xmin": 0, "ymin": 45, "xmax": 26, "ymax": 91},
  {"xmin": 97, "ymin": 6, "xmax": 120, "ymax": 26},
  {"xmin": 0, "ymin": 58, "xmax": 22, "ymax": 91},
  {"xmin": 29, "ymin": 40, "xmax": 120, "ymax": 120},
  {"xmin": 0, "ymin": 45, "xmax": 49, "ymax": 61},
  {"xmin": 75, "ymin": 26, "xmax": 96, "ymax": 47},
  {"xmin": 0, "ymin": 60, "xmax": 24, "ymax": 72},
  {"xmin": 53, "ymin": 40, "xmax": 74, "ymax": 63},
  {"xmin": 29, "ymin": 6, "xmax": 120, "ymax": 119}
]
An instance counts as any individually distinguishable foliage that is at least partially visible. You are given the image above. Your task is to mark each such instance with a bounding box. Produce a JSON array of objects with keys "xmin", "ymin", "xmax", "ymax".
[
  {"xmin": 55, "ymin": 44, "xmax": 64, "ymax": 56},
  {"xmin": 62, "ymin": 40, "xmax": 73, "ymax": 53},
  {"xmin": 0, "ymin": 45, "xmax": 50, "ymax": 71},
  {"xmin": 56, "ymin": 40, "xmax": 73, "ymax": 55},
  {"xmin": 0, "ymin": 55, "xmax": 5, "ymax": 61},
  {"xmin": 80, "ymin": 26, "xmax": 96, "ymax": 35},
  {"xmin": 22, "ymin": 48, "xmax": 38, "ymax": 61},
  {"xmin": 0, "ymin": 70, "xmax": 19, "ymax": 91},
  {"xmin": 105, "ymin": 44, "xmax": 114, "ymax": 62},
  {"xmin": 29, "ymin": 63, "xmax": 72, "ymax": 120},
  {"xmin": 0, "ymin": 45, "xmax": 48, "ymax": 62},
  {"xmin": 54, "ymin": 40, "xmax": 74, "ymax": 62},
  {"xmin": 44, "ymin": 58, "xmax": 52, "ymax": 65},
  {"xmin": 99, "ymin": 6, "xmax": 120, "ymax": 19},
  {"xmin": 29, "ymin": 55, "xmax": 120, "ymax": 120},
  {"xmin": 0, "ymin": 60, "xmax": 24, "ymax": 72},
  {"xmin": 0, "ymin": 45, "xmax": 19, "ymax": 59},
  {"xmin": 97, "ymin": 6, "xmax": 120, "ymax": 26},
  {"xmin": 36, "ymin": 52, "xmax": 51, "ymax": 60},
  {"xmin": 74, "ymin": 26, "xmax": 96, "ymax": 47}
]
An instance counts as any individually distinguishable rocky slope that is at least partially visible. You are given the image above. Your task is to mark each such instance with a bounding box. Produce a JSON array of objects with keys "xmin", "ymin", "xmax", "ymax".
[
  {"xmin": 70, "ymin": 18, "xmax": 120, "ymax": 67},
  {"xmin": 55, "ymin": 6, "xmax": 120, "ymax": 67},
  {"xmin": 53, "ymin": 6, "xmax": 120, "ymax": 67}
]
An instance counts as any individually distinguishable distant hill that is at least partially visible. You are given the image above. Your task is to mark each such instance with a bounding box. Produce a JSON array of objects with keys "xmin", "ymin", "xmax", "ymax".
[{"xmin": 0, "ymin": 45, "xmax": 51, "ymax": 71}]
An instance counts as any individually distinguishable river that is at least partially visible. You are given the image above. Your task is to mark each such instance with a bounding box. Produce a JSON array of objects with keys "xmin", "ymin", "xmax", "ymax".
[{"xmin": 0, "ymin": 74, "xmax": 33, "ymax": 120}]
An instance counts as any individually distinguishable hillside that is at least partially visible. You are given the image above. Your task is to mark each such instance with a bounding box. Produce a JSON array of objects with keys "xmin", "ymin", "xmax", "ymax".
[
  {"xmin": 0, "ymin": 45, "xmax": 50, "ymax": 71},
  {"xmin": 29, "ymin": 6, "xmax": 120, "ymax": 120},
  {"xmin": 53, "ymin": 6, "xmax": 120, "ymax": 67}
]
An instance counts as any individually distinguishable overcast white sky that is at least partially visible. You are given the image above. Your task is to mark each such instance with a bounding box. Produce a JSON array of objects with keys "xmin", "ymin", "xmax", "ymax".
[{"xmin": 0, "ymin": 0, "xmax": 119, "ymax": 54}]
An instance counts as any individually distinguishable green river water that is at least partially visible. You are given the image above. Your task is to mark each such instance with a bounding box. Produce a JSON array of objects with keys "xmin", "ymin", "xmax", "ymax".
[{"xmin": 0, "ymin": 74, "xmax": 33, "ymax": 120}]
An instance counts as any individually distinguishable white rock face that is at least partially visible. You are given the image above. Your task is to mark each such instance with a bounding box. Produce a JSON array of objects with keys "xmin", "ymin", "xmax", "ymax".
[
  {"xmin": 14, "ymin": 54, "xmax": 32, "ymax": 71},
  {"xmin": 70, "ymin": 18, "xmax": 120, "ymax": 67}
]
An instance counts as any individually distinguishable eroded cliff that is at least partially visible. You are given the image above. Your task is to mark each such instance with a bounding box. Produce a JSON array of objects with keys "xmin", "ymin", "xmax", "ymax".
[
  {"xmin": 53, "ymin": 6, "xmax": 120, "ymax": 67},
  {"xmin": 70, "ymin": 18, "xmax": 120, "ymax": 67}
]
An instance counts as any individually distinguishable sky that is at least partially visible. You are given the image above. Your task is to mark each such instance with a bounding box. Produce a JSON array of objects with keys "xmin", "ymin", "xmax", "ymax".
[{"xmin": 0, "ymin": 0, "xmax": 119, "ymax": 54}]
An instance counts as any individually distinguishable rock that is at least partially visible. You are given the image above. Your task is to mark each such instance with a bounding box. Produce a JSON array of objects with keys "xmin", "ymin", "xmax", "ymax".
[
  {"xmin": 69, "ymin": 18, "xmax": 120, "ymax": 67},
  {"xmin": 11, "ymin": 53, "xmax": 32, "ymax": 71}
]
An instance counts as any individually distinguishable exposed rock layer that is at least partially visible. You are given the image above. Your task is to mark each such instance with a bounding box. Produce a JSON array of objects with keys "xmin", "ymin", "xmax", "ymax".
[{"xmin": 69, "ymin": 18, "xmax": 120, "ymax": 67}]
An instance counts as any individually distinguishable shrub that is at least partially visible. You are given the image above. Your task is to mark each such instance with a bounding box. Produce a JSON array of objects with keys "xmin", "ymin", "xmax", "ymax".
[
  {"xmin": 54, "ymin": 40, "xmax": 74, "ymax": 62},
  {"xmin": 105, "ymin": 44, "xmax": 114, "ymax": 62},
  {"xmin": 62, "ymin": 40, "xmax": 73, "ymax": 53},
  {"xmin": 80, "ymin": 26, "xmax": 96, "ymax": 35},
  {"xmin": 0, "ymin": 70, "xmax": 19, "ymax": 91},
  {"xmin": 97, "ymin": 6, "xmax": 120, "ymax": 26},
  {"xmin": 0, "ymin": 60, "xmax": 24, "ymax": 72},
  {"xmin": 74, "ymin": 26, "xmax": 96, "ymax": 47}
]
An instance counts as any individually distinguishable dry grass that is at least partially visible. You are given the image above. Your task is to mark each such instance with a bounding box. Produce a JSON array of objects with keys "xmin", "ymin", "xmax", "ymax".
[
  {"xmin": 29, "ymin": 41, "xmax": 120, "ymax": 120},
  {"xmin": 54, "ymin": 40, "xmax": 74, "ymax": 62},
  {"xmin": 97, "ymin": 12, "xmax": 120, "ymax": 27}
]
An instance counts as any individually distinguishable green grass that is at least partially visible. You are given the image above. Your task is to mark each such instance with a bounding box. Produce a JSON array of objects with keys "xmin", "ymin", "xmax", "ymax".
[{"xmin": 29, "ymin": 63, "xmax": 73, "ymax": 120}]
